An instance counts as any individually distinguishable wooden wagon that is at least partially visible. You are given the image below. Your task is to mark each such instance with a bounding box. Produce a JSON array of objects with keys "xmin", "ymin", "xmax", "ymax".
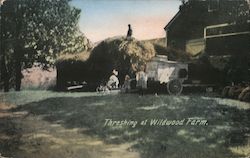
[{"xmin": 146, "ymin": 55, "xmax": 188, "ymax": 95}]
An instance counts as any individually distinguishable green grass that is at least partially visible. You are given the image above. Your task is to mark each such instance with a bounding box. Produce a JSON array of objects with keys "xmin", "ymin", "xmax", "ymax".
[{"xmin": 1, "ymin": 91, "xmax": 250, "ymax": 158}]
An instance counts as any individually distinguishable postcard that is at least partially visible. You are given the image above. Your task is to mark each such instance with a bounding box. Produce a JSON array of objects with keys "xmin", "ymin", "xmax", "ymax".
[{"xmin": 0, "ymin": 0, "xmax": 250, "ymax": 158}]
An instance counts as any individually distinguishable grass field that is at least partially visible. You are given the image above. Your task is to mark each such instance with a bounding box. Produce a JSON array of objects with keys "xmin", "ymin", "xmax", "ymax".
[{"xmin": 0, "ymin": 91, "xmax": 250, "ymax": 158}]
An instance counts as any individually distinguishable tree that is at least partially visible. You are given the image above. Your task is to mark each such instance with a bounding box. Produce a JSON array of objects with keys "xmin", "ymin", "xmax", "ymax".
[{"xmin": 0, "ymin": 0, "xmax": 85, "ymax": 91}]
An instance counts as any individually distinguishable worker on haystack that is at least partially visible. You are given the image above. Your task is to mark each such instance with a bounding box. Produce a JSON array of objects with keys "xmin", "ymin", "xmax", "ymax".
[
  {"xmin": 107, "ymin": 69, "xmax": 119, "ymax": 89},
  {"xmin": 127, "ymin": 24, "xmax": 133, "ymax": 39},
  {"xmin": 136, "ymin": 65, "xmax": 147, "ymax": 95}
]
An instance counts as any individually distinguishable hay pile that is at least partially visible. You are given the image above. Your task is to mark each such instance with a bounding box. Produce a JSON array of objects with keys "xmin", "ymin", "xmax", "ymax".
[
  {"xmin": 87, "ymin": 36, "xmax": 156, "ymax": 83},
  {"xmin": 56, "ymin": 36, "xmax": 157, "ymax": 89},
  {"xmin": 56, "ymin": 51, "xmax": 91, "ymax": 63},
  {"xmin": 90, "ymin": 36, "xmax": 156, "ymax": 62},
  {"xmin": 144, "ymin": 38, "xmax": 191, "ymax": 61},
  {"xmin": 56, "ymin": 51, "xmax": 91, "ymax": 90}
]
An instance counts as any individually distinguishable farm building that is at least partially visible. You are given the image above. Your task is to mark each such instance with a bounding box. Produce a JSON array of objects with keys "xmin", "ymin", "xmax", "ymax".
[
  {"xmin": 164, "ymin": 0, "xmax": 250, "ymax": 56},
  {"xmin": 164, "ymin": 0, "xmax": 250, "ymax": 85}
]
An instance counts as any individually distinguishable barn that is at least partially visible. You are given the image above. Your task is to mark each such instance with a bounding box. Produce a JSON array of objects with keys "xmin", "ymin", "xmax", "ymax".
[{"xmin": 164, "ymin": 0, "xmax": 250, "ymax": 85}]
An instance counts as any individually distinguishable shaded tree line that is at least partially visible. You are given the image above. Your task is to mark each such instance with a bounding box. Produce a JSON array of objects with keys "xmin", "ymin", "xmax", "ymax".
[{"xmin": 0, "ymin": 0, "xmax": 86, "ymax": 92}]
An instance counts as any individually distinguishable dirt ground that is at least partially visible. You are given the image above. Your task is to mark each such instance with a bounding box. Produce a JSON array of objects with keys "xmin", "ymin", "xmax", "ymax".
[
  {"xmin": 0, "ymin": 91, "xmax": 250, "ymax": 158},
  {"xmin": 0, "ymin": 102, "xmax": 139, "ymax": 158}
]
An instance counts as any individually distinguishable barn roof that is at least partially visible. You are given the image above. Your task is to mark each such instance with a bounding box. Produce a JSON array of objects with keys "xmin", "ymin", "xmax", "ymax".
[{"xmin": 164, "ymin": 10, "xmax": 181, "ymax": 30}]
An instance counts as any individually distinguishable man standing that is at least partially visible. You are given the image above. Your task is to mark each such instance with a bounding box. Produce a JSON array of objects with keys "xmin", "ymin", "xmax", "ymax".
[
  {"xmin": 127, "ymin": 24, "xmax": 133, "ymax": 38},
  {"xmin": 136, "ymin": 65, "xmax": 147, "ymax": 95}
]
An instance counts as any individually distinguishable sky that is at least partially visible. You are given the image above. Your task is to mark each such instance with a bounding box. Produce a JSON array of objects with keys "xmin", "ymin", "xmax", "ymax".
[{"xmin": 70, "ymin": 0, "xmax": 181, "ymax": 43}]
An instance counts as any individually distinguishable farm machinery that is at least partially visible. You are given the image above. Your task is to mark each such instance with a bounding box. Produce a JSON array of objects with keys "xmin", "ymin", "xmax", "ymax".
[{"xmin": 146, "ymin": 55, "xmax": 188, "ymax": 95}]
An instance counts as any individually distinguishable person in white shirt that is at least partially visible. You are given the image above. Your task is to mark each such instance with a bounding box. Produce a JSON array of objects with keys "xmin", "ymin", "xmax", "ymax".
[
  {"xmin": 136, "ymin": 65, "xmax": 147, "ymax": 95},
  {"xmin": 107, "ymin": 69, "xmax": 119, "ymax": 89}
]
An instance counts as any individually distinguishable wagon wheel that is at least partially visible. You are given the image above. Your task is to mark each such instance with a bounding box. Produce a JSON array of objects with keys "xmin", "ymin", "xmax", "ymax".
[
  {"xmin": 167, "ymin": 79, "xmax": 183, "ymax": 95},
  {"xmin": 96, "ymin": 86, "xmax": 105, "ymax": 92},
  {"xmin": 96, "ymin": 86, "xmax": 101, "ymax": 92}
]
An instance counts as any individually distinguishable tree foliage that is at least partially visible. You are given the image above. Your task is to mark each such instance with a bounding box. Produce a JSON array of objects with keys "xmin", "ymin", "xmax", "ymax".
[{"xmin": 0, "ymin": 0, "xmax": 85, "ymax": 91}]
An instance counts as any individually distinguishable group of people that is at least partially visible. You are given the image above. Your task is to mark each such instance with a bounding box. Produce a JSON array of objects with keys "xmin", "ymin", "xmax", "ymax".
[
  {"xmin": 105, "ymin": 65, "xmax": 147, "ymax": 95},
  {"xmin": 103, "ymin": 24, "xmax": 147, "ymax": 94}
]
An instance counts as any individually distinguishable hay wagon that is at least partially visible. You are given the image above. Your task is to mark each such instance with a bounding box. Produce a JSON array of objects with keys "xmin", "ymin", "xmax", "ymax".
[{"xmin": 146, "ymin": 55, "xmax": 188, "ymax": 95}]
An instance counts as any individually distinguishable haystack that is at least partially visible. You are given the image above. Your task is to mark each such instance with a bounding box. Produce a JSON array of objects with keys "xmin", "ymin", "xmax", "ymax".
[
  {"xmin": 143, "ymin": 38, "xmax": 191, "ymax": 61},
  {"xmin": 87, "ymin": 36, "xmax": 156, "ymax": 84},
  {"xmin": 56, "ymin": 51, "xmax": 92, "ymax": 90},
  {"xmin": 56, "ymin": 51, "xmax": 91, "ymax": 63},
  {"xmin": 55, "ymin": 36, "xmax": 157, "ymax": 90}
]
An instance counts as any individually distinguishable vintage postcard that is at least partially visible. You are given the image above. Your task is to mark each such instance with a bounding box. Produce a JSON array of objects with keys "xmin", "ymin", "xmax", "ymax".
[{"xmin": 0, "ymin": 0, "xmax": 250, "ymax": 157}]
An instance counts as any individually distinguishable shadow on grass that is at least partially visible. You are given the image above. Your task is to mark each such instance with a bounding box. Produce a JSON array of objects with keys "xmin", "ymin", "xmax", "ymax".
[{"xmin": 11, "ymin": 94, "xmax": 250, "ymax": 158}]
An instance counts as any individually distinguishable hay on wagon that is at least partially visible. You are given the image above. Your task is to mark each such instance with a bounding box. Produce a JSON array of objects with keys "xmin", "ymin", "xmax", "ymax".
[
  {"xmin": 87, "ymin": 36, "xmax": 156, "ymax": 84},
  {"xmin": 56, "ymin": 36, "xmax": 157, "ymax": 90}
]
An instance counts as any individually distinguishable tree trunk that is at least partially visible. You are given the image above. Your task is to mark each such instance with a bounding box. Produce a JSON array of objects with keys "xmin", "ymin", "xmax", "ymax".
[
  {"xmin": 14, "ymin": 47, "xmax": 22, "ymax": 91},
  {"xmin": 15, "ymin": 60, "xmax": 22, "ymax": 91},
  {"xmin": 0, "ymin": 23, "xmax": 9, "ymax": 92},
  {"xmin": 0, "ymin": 3, "xmax": 9, "ymax": 92},
  {"xmin": 1, "ymin": 56, "xmax": 10, "ymax": 92},
  {"xmin": 14, "ymin": 9, "xmax": 23, "ymax": 92}
]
